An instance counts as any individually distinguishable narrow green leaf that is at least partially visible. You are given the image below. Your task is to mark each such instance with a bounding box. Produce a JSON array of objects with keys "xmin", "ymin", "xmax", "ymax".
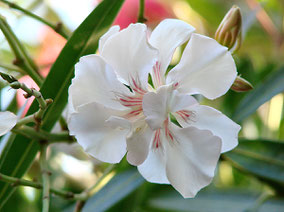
[
  {"xmin": 83, "ymin": 169, "xmax": 144, "ymax": 212},
  {"xmin": 233, "ymin": 67, "xmax": 284, "ymax": 122},
  {"xmin": 224, "ymin": 138, "xmax": 284, "ymax": 184},
  {"xmin": 147, "ymin": 189, "xmax": 284, "ymax": 212},
  {"xmin": 0, "ymin": 0, "xmax": 125, "ymax": 208}
]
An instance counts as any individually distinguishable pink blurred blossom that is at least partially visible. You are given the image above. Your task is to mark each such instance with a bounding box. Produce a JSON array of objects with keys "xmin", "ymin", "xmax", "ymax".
[
  {"xmin": 114, "ymin": 0, "xmax": 175, "ymax": 29},
  {"xmin": 17, "ymin": 27, "xmax": 66, "ymax": 115}
]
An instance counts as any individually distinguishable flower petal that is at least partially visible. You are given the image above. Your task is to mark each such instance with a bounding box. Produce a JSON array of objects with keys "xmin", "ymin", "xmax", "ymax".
[
  {"xmin": 167, "ymin": 33, "xmax": 237, "ymax": 100},
  {"xmin": 176, "ymin": 105, "xmax": 240, "ymax": 153},
  {"xmin": 142, "ymin": 85, "xmax": 169, "ymax": 130},
  {"xmin": 143, "ymin": 85, "xmax": 198, "ymax": 130},
  {"xmin": 69, "ymin": 55, "xmax": 130, "ymax": 111},
  {"xmin": 165, "ymin": 126, "xmax": 222, "ymax": 198},
  {"xmin": 0, "ymin": 111, "xmax": 17, "ymax": 136},
  {"xmin": 126, "ymin": 120, "xmax": 154, "ymax": 166},
  {"xmin": 68, "ymin": 102, "xmax": 129, "ymax": 163},
  {"xmin": 99, "ymin": 25, "xmax": 120, "ymax": 54},
  {"xmin": 149, "ymin": 19, "xmax": 195, "ymax": 75},
  {"xmin": 101, "ymin": 23, "xmax": 158, "ymax": 88},
  {"xmin": 138, "ymin": 133, "xmax": 170, "ymax": 184},
  {"xmin": 169, "ymin": 90, "xmax": 198, "ymax": 112}
]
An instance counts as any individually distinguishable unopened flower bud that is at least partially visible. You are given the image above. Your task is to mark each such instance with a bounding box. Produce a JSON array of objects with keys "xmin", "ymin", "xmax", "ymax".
[
  {"xmin": 231, "ymin": 76, "xmax": 253, "ymax": 92},
  {"xmin": 215, "ymin": 5, "xmax": 242, "ymax": 51},
  {"xmin": 0, "ymin": 72, "xmax": 17, "ymax": 83}
]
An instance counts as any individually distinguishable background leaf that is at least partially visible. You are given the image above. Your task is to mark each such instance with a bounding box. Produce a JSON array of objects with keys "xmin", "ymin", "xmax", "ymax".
[
  {"xmin": 224, "ymin": 138, "xmax": 284, "ymax": 191},
  {"xmin": 233, "ymin": 67, "xmax": 284, "ymax": 122},
  {"xmin": 147, "ymin": 189, "xmax": 284, "ymax": 212},
  {"xmin": 74, "ymin": 169, "xmax": 144, "ymax": 212},
  {"xmin": 0, "ymin": 0, "xmax": 125, "ymax": 208}
]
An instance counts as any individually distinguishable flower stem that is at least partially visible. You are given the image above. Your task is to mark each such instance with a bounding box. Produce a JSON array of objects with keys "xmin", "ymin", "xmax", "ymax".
[
  {"xmin": 73, "ymin": 164, "xmax": 115, "ymax": 210},
  {"xmin": 40, "ymin": 143, "xmax": 50, "ymax": 212},
  {"xmin": 0, "ymin": 62, "xmax": 25, "ymax": 74},
  {"xmin": 11, "ymin": 125, "xmax": 74, "ymax": 143},
  {"xmin": 0, "ymin": 0, "xmax": 69, "ymax": 39},
  {"xmin": 0, "ymin": 16, "xmax": 43, "ymax": 85},
  {"xmin": 75, "ymin": 164, "xmax": 115, "ymax": 200},
  {"xmin": 0, "ymin": 75, "xmax": 52, "ymax": 128},
  {"xmin": 0, "ymin": 172, "xmax": 78, "ymax": 199},
  {"xmin": 0, "ymin": 164, "xmax": 115, "ymax": 205},
  {"xmin": 137, "ymin": 0, "xmax": 147, "ymax": 23}
]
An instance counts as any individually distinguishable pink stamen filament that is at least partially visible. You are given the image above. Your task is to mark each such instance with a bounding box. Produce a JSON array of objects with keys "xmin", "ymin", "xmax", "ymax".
[
  {"xmin": 164, "ymin": 119, "xmax": 174, "ymax": 142},
  {"xmin": 176, "ymin": 110, "xmax": 192, "ymax": 122},
  {"xmin": 153, "ymin": 129, "xmax": 161, "ymax": 148},
  {"xmin": 131, "ymin": 78, "xmax": 146, "ymax": 95},
  {"xmin": 153, "ymin": 62, "xmax": 163, "ymax": 87}
]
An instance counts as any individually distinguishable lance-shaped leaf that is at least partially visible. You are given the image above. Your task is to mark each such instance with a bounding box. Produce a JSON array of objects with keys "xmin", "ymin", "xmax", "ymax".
[
  {"xmin": 224, "ymin": 138, "xmax": 284, "ymax": 188},
  {"xmin": 148, "ymin": 188, "xmax": 284, "ymax": 212},
  {"xmin": 0, "ymin": 0, "xmax": 125, "ymax": 208},
  {"xmin": 233, "ymin": 67, "xmax": 284, "ymax": 122}
]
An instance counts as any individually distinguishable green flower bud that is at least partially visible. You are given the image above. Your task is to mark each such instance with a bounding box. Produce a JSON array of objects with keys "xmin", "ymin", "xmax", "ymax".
[
  {"xmin": 215, "ymin": 5, "xmax": 242, "ymax": 51},
  {"xmin": 231, "ymin": 76, "xmax": 253, "ymax": 92}
]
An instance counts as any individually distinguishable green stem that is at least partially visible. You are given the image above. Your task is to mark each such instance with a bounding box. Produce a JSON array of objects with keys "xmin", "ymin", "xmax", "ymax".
[
  {"xmin": 6, "ymin": 79, "xmax": 53, "ymax": 128},
  {"xmin": 73, "ymin": 165, "xmax": 115, "ymax": 211},
  {"xmin": 0, "ymin": 16, "xmax": 43, "ymax": 85},
  {"xmin": 0, "ymin": 172, "xmax": 75, "ymax": 199},
  {"xmin": 40, "ymin": 143, "xmax": 50, "ymax": 212},
  {"xmin": 0, "ymin": 165, "xmax": 115, "ymax": 203},
  {"xmin": 0, "ymin": 0, "xmax": 69, "ymax": 39},
  {"xmin": 0, "ymin": 62, "xmax": 24, "ymax": 74},
  {"xmin": 74, "ymin": 164, "xmax": 115, "ymax": 201},
  {"xmin": 137, "ymin": 0, "xmax": 147, "ymax": 23},
  {"xmin": 14, "ymin": 114, "xmax": 34, "ymax": 127},
  {"xmin": 74, "ymin": 201, "xmax": 86, "ymax": 212},
  {"xmin": 12, "ymin": 125, "xmax": 74, "ymax": 142}
]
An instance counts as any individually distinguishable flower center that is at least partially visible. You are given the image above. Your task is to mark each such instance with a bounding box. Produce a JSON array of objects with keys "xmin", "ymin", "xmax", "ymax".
[
  {"xmin": 152, "ymin": 118, "xmax": 175, "ymax": 149},
  {"xmin": 152, "ymin": 61, "xmax": 165, "ymax": 88},
  {"xmin": 174, "ymin": 110, "xmax": 195, "ymax": 123},
  {"xmin": 116, "ymin": 77, "xmax": 147, "ymax": 120}
]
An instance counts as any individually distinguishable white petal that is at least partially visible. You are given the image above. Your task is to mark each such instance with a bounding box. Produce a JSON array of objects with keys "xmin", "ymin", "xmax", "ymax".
[
  {"xmin": 176, "ymin": 105, "xmax": 241, "ymax": 153},
  {"xmin": 138, "ymin": 136, "xmax": 170, "ymax": 184},
  {"xmin": 142, "ymin": 85, "xmax": 169, "ymax": 130},
  {"xmin": 165, "ymin": 126, "xmax": 222, "ymax": 198},
  {"xmin": 126, "ymin": 120, "xmax": 154, "ymax": 166},
  {"xmin": 69, "ymin": 55, "xmax": 130, "ymax": 111},
  {"xmin": 68, "ymin": 102, "xmax": 128, "ymax": 163},
  {"xmin": 167, "ymin": 33, "xmax": 237, "ymax": 100},
  {"xmin": 0, "ymin": 111, "xmax": 17, "ymax": 136},
  {"xmin": 99, "ymin": 25, "xmax": 120, "ymax": 54},
  {"xmin": 143, "ymin": 85, "xmax": 198, "ymax": 130},
  {"xmin": 169, "ymin": 90, "xmax": 198, "ymax": 112},
  {"xmin": 105, "ymin": 116, "xmax": 131, "ymax": 130},
  {"xmin": 150, "ymin": 19, "xmax": 195, "ymax": 75},
  {"xmin": 101, "ymin": 23, "xmax": 158, "ymax": 88}
]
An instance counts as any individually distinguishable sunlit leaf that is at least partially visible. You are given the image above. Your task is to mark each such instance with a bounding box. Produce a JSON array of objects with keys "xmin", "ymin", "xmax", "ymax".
[{"xmin": 66, "ymin": 169, "xmax": 144, "ymax": 212}]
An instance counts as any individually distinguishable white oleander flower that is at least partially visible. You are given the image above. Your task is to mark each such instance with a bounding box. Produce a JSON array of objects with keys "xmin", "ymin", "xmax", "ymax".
[
  {"xmin": 68, "ymin": 22, "xmax": 158, "ymax": 163},
  {"xmin": 0, "ymin": 111, "xmax": 17, "ymax": 136},
  {"xmin": 67, "ymin": 19, "xmax": 241, "ymax": 198}
]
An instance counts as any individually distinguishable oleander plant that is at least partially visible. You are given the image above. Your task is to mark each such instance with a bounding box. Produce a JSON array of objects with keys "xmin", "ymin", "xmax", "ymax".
[{"xmin": 0, "ymin": 0, "xmax": 283, "ymax": 211}]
